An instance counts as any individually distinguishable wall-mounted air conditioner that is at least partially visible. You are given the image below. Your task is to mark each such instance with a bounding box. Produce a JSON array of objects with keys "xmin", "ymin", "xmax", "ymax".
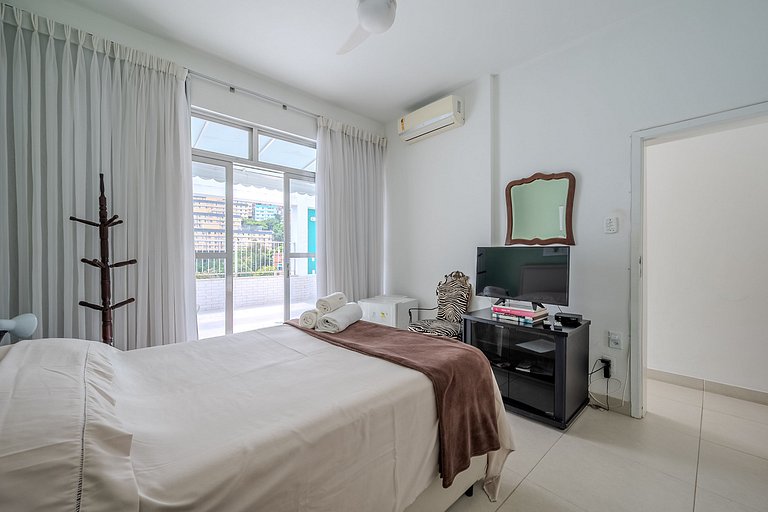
[{"xmin": 398, "ymin": 95, "xmax": 465, "ymax": 144}]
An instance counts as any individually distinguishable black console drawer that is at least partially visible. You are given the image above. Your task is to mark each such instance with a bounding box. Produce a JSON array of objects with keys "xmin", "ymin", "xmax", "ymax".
[{"xmin": 508, "ymin": 374, "xmax": 555, "ymax": 417}]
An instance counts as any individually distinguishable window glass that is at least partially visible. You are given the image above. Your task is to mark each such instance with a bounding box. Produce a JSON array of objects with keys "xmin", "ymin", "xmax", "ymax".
[
  {"xmin": 258, "ymin": 134, "xmax": 316, "ymax": 171},
  {"xmin": 192, "ymin": 160, "xmax": 226, "ymax": 253},
  {"xmin": 192, "ymin": 160, "xmax": 227, "ymax": 339},
  {"xmin": 232, "ymin": 166, "xmax": 285, "ymax": 333},
  {"xmin": 192, "ymin": 116, "xmax": 250, "ymax": 159},
  {"xmin": 289, "ymin": 180, "xmax": 316, "ymax": 255},
  {"xmin": 191, "ymin": 109, "xmax": 317, "ymax": 333}
]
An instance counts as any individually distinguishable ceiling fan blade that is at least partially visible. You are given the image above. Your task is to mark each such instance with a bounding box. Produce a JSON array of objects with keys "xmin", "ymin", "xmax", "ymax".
[{"xmin": 337, "ymin": 25, "xmax": 371, "ymax": 55}]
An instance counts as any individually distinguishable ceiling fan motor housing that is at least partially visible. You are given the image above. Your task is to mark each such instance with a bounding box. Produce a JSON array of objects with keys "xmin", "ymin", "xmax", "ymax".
[{"xmin": 357, "ymin": 0, "xmax": 397, "ymax": 34}]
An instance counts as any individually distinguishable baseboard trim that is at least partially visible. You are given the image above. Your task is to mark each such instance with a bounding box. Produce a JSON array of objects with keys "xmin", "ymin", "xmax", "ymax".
[
  {"xmin": 646, "ymin": 369, "xmax": 703, "ymax": 390},
  {"xmin": 647, "ymin": 368, "xmax": 768, "ymax": 406},
  {"xmin": 704, "ymin": 381, "xmax": 768, "ymax": 406}
]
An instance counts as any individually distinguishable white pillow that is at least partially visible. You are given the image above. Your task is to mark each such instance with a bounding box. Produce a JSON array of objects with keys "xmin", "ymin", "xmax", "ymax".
[{"xmin": 0, "ymin": 339, "xmax": 139, "ymax": 511}]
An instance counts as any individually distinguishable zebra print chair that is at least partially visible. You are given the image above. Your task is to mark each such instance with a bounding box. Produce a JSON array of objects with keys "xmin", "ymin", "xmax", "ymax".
[{"xmin": 408, "ymin": 271, "xmax": 472, "ymax": 339}]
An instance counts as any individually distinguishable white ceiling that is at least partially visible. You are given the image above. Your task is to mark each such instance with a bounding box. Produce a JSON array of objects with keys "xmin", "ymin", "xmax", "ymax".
[{"xmin": 67, "ymin": 0, "xmax": 664, "ymax": 123}]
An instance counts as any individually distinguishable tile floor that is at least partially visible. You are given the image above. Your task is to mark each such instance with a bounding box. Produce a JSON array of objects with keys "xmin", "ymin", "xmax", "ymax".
[{"xmin": 448, "ymin": 378, "xmax": 768, "ymax": 512}]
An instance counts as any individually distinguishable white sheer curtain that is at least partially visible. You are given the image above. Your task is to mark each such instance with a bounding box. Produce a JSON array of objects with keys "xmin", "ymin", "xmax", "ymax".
[
  {"xmin": 0, "ymin": 5, "xmax": 198, "ymax": 349},
  {"xmin": 315, "ymin": 116, "xmax": 386, "ymax": 301}
]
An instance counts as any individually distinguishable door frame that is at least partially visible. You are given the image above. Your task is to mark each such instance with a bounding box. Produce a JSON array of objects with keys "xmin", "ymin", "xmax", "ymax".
[
  {"xmin": 283, "ymin": 173, "xmax": 317, "ymax": 321},
  {"xmin": 192, "ymin": 154, "xmax": 234, "ymax": 334},
  {"xmin": 629, "ymin": 100, "xmax": 768, "ymax": 418},
  {"xmin": 192, "ymin": 156, "xmax": 317, "ymax": 331},
  {"xmin": 191, "ymin": 108, "xmax": 317, "ymax": 331}
]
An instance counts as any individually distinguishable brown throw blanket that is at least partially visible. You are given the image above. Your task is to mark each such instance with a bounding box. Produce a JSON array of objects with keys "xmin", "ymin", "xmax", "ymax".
[{"xmin": 286, "ymin": 319, "xmax": 500, "ymax": 488}]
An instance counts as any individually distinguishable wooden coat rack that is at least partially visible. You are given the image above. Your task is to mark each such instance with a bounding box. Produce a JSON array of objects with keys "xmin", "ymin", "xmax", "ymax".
[{"xmin": 71, "ymin": 173, "xmax": 136, "ymax": 346}]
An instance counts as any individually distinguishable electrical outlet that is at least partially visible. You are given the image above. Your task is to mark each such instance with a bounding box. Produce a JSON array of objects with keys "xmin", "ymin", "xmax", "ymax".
[
  {"xmin": 604, "ymin": 216, "xmax": 619, "ymax": 234},
  {"xmin": 608, "ymin": 330, "xmax": 623, "ymax": 349},
  {"xmin": 599, "ymin": 355, "xmax": 614, "ymax": 378}
]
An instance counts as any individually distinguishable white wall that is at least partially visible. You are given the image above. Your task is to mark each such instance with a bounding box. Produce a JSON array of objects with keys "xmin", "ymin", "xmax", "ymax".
[
  {"xmin": 645, "ymin": 119, "xmax": 768, "ymax": 393},
  {"xmin": 384, "ymin": 76, "xmax": 496, "ymax": 312},
  {"xmin": 6, "ymin": 0, "xmax": 384, "ymax": 139},
  {"xmin": 386, "ymin": 0, "xmax": 768, "ymax": 401},
  {"xmin": 13, "ymin": 0, "xmax": 768, "ymax": 400}
]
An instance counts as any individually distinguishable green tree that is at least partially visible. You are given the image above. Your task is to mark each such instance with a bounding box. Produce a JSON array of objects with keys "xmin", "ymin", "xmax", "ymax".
[
  {"xmin": 241, "ymin": 214, "xmax": 284, "ymax": 242},
  {"xmin": 270, "ymin": 215, "xmax": 284, "ymax": 242}
]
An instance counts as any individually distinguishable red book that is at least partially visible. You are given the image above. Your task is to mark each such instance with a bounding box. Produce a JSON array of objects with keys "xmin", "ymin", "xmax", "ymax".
[{"xmin": 491, "ymin": 305, "xmax": 548, "ymax": 318}]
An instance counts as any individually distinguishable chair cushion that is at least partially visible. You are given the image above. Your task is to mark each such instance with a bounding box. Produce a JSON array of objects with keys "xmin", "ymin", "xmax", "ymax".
[{"xmin": 408, "ymin": 319, "xmax": 461, "ymax": 338}]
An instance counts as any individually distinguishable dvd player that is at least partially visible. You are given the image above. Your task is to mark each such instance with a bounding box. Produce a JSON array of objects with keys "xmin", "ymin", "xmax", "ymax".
[{"xmin": 554, "ymin": 312, "xmax": 582, "ymax": 327}]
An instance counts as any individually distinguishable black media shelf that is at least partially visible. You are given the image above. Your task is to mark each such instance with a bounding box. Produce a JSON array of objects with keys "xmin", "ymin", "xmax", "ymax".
[{"xmin": 462, "ymin": 308, "xmax": 590, "ymax": 430}]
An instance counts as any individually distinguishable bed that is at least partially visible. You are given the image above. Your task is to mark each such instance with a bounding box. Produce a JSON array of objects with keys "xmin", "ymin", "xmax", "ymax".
[{"xmin": 0, "ymin": 322, "xmax": 513, "ymax": 511}]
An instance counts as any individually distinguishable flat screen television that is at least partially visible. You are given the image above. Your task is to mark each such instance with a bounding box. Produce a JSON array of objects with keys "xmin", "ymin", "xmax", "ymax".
[{"xmin": 476, "ymin": 246, "xmax": 570, "ymax": 306}]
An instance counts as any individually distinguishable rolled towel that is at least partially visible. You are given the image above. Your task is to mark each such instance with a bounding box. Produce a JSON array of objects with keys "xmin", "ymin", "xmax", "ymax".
[
  {"xmin": 316, "ymin": 292, "xmax": 348, "ymax": 314},
  {"xmin": 299, "ymin": 309, "xmax": 321, "ymax": 329},
  {"xmin": 315, "ymin": 303, "xmax": 363, "ymax": 333}
]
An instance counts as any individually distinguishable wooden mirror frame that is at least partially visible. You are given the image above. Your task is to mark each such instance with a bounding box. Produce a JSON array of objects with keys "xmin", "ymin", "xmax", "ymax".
[{"xmin": 505, "ymin": 171, "xmax": 576, "ymax": 245}]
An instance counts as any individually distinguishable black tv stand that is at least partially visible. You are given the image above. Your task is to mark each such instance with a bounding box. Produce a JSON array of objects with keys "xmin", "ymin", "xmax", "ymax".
[{"xmin": 462, "ymin": 308, "xmax": 590, "ymax": 429}]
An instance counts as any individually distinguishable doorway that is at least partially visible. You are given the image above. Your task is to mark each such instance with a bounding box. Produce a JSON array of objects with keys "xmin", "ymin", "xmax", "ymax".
[
  {"xmin": 190, "ymin": 110, "xmax": 318, "ymax": 339},
  {"xmin": 192, "ymin": 157, "xmax": 317, "ymax": 338},
  {"xmin": 629, "ymin": 102, "xmax": 768, "ymax": 418}
]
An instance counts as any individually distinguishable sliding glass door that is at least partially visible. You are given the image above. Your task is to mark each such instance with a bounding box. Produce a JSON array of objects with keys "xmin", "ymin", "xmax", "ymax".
[
  {"xmin": 287, "ymin": 176, "xmax": 317, "ymax": 320},
  {"xmin": 194, "ymin": 159, "xmax": 318, "ymax": 338},
  {"xmin": 231, "ymin": 166, "xmax": 285, "ymax": 334},
  {"xmin": 191, "ymin": 113, "xmax": 317, "ymax": 339},
  {"xmin": 192, "ymin": 159, "xmax": 230, "ymax": 338}
]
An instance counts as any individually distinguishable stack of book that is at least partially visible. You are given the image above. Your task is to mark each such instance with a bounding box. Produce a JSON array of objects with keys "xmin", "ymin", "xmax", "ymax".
[{"xmin": 491, "ymin": 304, "xmax": 549, "ymax": 325}]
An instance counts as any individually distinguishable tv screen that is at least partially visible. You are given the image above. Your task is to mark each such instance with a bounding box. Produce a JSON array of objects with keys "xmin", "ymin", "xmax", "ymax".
[{"xmin": 476, "ymin": 246, "xmax": 570, "ymax": 306}]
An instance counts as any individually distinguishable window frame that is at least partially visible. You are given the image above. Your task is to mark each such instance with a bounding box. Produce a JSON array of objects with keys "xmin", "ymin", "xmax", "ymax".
[
  {"xmin": 192, "ymin": 107, "xmax": 316, "ymax": 182},
  {"xmin": 191, "ymin": 110, "xmax": 254, "ymax": 161},
  {"xmin": 191, "ymin": 108, "xmax": 318, "ymax": 334}
]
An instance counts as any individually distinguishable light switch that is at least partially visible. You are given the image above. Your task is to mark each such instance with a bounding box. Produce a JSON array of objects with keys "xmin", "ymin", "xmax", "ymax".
[{"xmin": 604, "ymin": 216, "xmax": 618, "ymax": 234}]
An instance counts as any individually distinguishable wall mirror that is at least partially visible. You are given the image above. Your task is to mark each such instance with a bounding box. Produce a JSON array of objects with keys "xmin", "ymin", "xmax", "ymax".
[{"xmin": 505, "ymin": 172, "xmax": 576, "ymax": 245}]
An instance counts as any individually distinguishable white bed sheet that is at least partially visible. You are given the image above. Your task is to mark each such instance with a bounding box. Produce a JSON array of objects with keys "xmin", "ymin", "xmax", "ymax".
[
  {"xmin": 0, "ymin": 325, "xmax": 512, "ymax": 511},
  {"xmin": 114, "ymin": 325, "xmax": 441, "ymax": 511}
]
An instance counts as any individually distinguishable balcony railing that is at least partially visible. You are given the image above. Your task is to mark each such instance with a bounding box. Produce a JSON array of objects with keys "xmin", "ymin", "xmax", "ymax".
[
  {"xmin": 195, "ymin": 239, "xmax": 284, "ymax": 279},
  {"xmin": 196, "ymin": 257, "xmax": 226, "ymax": 279}
]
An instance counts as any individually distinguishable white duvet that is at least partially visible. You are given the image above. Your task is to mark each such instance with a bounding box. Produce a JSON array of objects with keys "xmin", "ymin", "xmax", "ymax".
[{"xmin": 0, "ymin": 325, "xmax": 511, "ymax": 511}]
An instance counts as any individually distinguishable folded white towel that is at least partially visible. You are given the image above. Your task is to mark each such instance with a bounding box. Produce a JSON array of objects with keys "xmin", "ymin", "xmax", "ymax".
[
  {"xmin": 316, "ymin": 292, "xmax": 348, "ymax": 314},
  {"xmin": 299, "ymin": 309, "xmax": 321, "ymax": 329},
  {"xmin": 315, "ymin": 303, "xmax": 363, "ymax": 333}
]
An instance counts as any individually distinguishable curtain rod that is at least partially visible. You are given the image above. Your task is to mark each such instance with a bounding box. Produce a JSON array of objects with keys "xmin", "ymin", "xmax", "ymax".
[
  {"xmin": 1, "ymin": 4, "xmax": 320, "ymax": 121},
  {"xmin": 188, "ymin": 70, "xmax": 320, "ymax": 120}
]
